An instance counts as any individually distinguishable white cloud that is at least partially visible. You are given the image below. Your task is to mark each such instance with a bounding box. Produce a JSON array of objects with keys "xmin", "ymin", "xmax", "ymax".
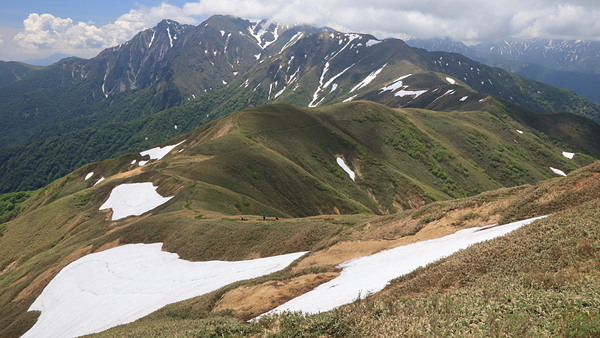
[
  {"xmin": 178, "ymin": 0, "xmax": 600, "ymax": 42},
  {"xmin": 8, "ymin": 0, "xmax": 600, "ymax": 60},
  {"xmin": 13, "ymin": 4, "xmax": 197, "ymax": 58}
]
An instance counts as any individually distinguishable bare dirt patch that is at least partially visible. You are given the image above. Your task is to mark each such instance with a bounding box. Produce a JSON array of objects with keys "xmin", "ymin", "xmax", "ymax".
[
  {"xmin": 294, "ymin": 198, "xmax": 514, "ymax": 272},
  {"xmin": 1, "ymin": 260, "xmax": 18, "ymax": 275},
  {"xmin": 213, "ymin": 272, "xmax": 339, "ymax": 320}
]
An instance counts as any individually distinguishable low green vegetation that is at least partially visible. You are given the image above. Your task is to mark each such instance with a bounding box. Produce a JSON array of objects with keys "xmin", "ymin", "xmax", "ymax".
[
  {"xmin": 1, "ymin": 102, "xmax": 599, "ymax": 337},
  {"xmin": 0, "ymin": 191, "xmax": 34, "ymax": 228}
]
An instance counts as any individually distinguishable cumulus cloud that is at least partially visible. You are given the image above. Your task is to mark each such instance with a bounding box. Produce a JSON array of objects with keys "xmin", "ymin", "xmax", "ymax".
[
  {"xmin": 13, "ymin": 4, "xmax": 197, "ymax": 57},
  {"xmin": 10, "ymin": 0, "xmax": 600, "ymax": 60},
  {"xmin": 180, "ymin": 0, "xmax": 600, "ymax": 42}
]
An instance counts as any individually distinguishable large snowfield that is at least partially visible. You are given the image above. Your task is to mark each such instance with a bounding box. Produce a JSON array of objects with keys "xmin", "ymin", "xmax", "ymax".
[
  {"xmin": 99, "ymin": 182, "xmax": 173, "ymax": 220},
  {"xmin": 263, "ymin": 215, "xmax": 547, "ymax": 316},
  {"xmin": 23, "ymin": 244, "xmax": 306, "ymax": 338}
]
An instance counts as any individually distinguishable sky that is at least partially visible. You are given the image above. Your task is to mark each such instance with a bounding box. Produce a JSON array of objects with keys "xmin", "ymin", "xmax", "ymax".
[{"xmin": 2, "ymin": 0, "xmax": 600, "ymax": 63}]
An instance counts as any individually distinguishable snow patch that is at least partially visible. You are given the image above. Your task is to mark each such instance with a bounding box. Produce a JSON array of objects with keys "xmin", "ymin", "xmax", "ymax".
[
  {"xmin": 166, "ymin": 27, "xmax": 173, "ymax": 48},
  {"xmin": 94, "ymin": 177, "xmax": 105, "ymax": 186},
  {"xmin": 550, "ymin": 167, "xmax": 567, "ymax": 177},
  {"xmin": 85, "ymin": 172, "xmax": 94, "ymax": 180},
  {"xmin": 248, "ymin": 21, "xmax": 279, "ymax": 49},
  {"xmin": 99, "ymin": 182, "xmax": 173, "ymax": 221},
  {"xmin": 562, "ymin": 151, "xmax": 575, "ymax": 159},
  {"xmin": 280, "ymin": 32, "xmax": 304, "ymax": 52},
  {"xmin": 140, "ymin": 140, "xmax": 185, "ymax": 161},
  {"xmin": 350, "ymin": 63, "xmax": 387, "ymax": 93},
  {"xmin": 23, "ymin": 243, "xmax": 306, "ymax": 338},
  {"xmin": 274, "ymin": 86, "xmax": 287, "ymax": 99},
  {"xmin": 379, "ymin": 74, "xmax": 412, "ymax": 93},
  {"xmin": 516, "ymin": 130, "xmax": 524, "ymax": 134},
  {"xmin": 432, "ymin": 89, "xmax": 456, "ymax": 103},
  {"xmin": 460, "ymin": 96, "xmax": 468, "ymax": 102},
  {"xmin": 263, "ymin": 215, "xmax": 547, "ymax": 316},
  {"xmin": 366, "ymin": 39, "xmax": 382, "ymax": 47},
  {"xmin": 446, "ymin": 77, "xmax": 456, "ymax": 84},
  {"xmin": 343, "ymin": 95, "xmax": 357, "ymax": 102},
  {"xmin": 308, "ymin": 62, "xmax": 330, "ymax": 107},
  {"xmin": 395, "ymin": 89, "xmax": 428, "ymax": 98},
  {"xmin": 148, "ymin": 30, "xmax": 155, "ymax": 48},
  {"xmin": 336, "ymin": 157, "xmax": 356, "ymax": 181}
]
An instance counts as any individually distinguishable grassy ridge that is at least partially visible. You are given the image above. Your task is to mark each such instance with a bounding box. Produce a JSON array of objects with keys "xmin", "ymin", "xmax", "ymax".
[
  {"xmin": 91, "ymin": 162, "xmax": 600, "ymax": 337},
  {"xmin": 0, "ymin": 101, "xmax": 599, "ymax": 336}
]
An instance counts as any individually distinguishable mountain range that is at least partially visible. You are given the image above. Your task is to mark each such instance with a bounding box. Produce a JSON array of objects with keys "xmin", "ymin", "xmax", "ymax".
[
  {"xmin": 1, "ymin": 14, "xmax": 600, "ymax": 337},
  {"xmin": 408, "ymin": 37, "xmax": 600, "ymax": 104},
  {"xmin": 1, "ymin": 15, "xmax": 600, "ymax": 194}
]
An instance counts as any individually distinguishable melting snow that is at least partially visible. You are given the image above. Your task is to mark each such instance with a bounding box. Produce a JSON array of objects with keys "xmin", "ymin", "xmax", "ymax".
[
  {"xmin": 378, "ymin": 74, "xmax": 427, "ymax": 98},
  {"xmin": 310, "ymin": 63, "xmax": 355, "ymax": 107},
  {"xmin": 550, "ymin": 167, "xmax": 567, "ymax": 177},
  {"xmin": 263, "ymin": 215, "xmax": 547, "ymax": 316},
  {"xmin": 343, "ymin": 95, "xmax": 357, "ymax": 102},
  {"xmin": 446, "ymin": 77, "xmax": 456, "ymax": 84},
  {"xmin": 148, "ymin": 30, "xmax": 155, "ymax": 48},
  {"xmin": 94, "ymin": 177, "xmax": 105, "ymax": 186},
  {"xmin": 379, "ymin": 74, "xmax": 412, "ymax": 92},
  {"xmin": 395, "ymin": 89, "xmax": 428, "ymax": 98},
  {"xmin": 350, "ymin": 63, "xmax": 387, "ymax": 93},
  {"xmin": 85, "ymin": 172, "xmax": 94, "ymax": 180},
  {"xmin": 23, "ymin": 243, "xmax": 306, "ymax": 338},
  {"xmin": 336, "ymin": 157, "xmax": 356, "ymax": 181},
  {"xmin": 308, "ymin": 62, "xmax": 330, "ymax": 107},
  {"xmin": 562, "ymin": 152, "xmax": 575, "ymax": 159},
  {"xmin": 366, "ymin": 39, "xmax": 381, "ymax": 47},
  {"xmin": 99, "ymin": 182, "xmax": 173, "ymax": 221},
  {"xmin": 140, "ymin": 140, "xmax": 185, "ymax": 161},
  {"xmin": 167, "ymin": 27, "xmax": 173, "ymax": 48},
  {"xmin": 328, "ymin": 34, "xmax": 360, "ymax": 61},
  {"xmin": 274, "ymin": 86, "xmax": 287, "ymax": 99},
  {"xmin": 248, "ymin": 22, "xmax": 279, "ymax": 49},
  {"xmin": 280, "ymin": 32, "xmax": 304, "ymax": 52},
  {"xmin": 432, "ymin": 89, "xmax": 456, "ymax": 103}
]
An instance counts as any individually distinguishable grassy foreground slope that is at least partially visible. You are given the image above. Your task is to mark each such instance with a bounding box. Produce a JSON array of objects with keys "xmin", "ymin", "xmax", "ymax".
[
  {"xmin": 94, "ymin": 162, "xmax": 600, "ymax": 337},
  {"xmin": 0, "ymin": 101, "xmax": 597, "ymax": 336}
]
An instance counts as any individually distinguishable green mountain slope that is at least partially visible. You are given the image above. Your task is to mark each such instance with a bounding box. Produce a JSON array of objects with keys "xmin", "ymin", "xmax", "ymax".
[
  {"xmin": 0, "ymin": 101, "xmax": 598, "ymax": 336},
  {"xmin": 89, "ymin": 161, "xmax": 600, "ymax": 337},
  {"xmin": 0, "ymin": 61, "xmax": 39, "ymax": 87},
  {"xmin": 2, "ymin": 16, "xmax": 600, "ymax": 194}
]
